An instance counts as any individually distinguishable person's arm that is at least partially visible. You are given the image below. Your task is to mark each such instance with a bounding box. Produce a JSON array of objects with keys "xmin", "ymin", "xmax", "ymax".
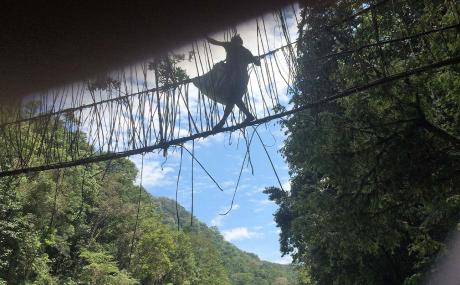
[
  {"xmin": 244, "ymin": 48, "xmax": 261, "ymax": 66},
  {"xmin": 206, "ymin": 37, "xmax": 226, "ymax": 47}
]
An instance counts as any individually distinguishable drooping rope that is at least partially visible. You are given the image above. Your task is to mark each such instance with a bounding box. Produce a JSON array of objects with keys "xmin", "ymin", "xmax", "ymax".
[{"xmin": 220, "ymin": 127, "xmax": 257, "ymax": 216}]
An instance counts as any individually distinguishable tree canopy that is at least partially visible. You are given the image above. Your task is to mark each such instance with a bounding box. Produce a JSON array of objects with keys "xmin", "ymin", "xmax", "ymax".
[
  {"xmin": 0, "ymin": 103, "xmax": 299, "ymax": 284},
  {"xmin": 266, "ymin": 0, "xmax": 460, "ymax": 284}
]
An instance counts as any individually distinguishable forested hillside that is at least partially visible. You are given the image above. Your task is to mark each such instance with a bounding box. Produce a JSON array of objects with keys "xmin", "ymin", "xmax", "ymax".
[
  {"xmin": 154, "ymin": 197, "xmax": 299, "ymax": 285},
  {"xmin": 266, "ymin": 0, "xmax": 460, "ymax": 284},
  {"xmin": 0, "ymin": 111, "xmax": 298, "ymax": 284}
]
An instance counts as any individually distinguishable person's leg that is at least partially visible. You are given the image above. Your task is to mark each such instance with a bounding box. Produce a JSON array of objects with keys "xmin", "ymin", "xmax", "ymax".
[
  {"xmin": 236, "ymin": 100, "xmax": 255, "ymax": 123},
  {"xmin": 213, "ymin": 103, "xmax": 234, "ymax": 130}
]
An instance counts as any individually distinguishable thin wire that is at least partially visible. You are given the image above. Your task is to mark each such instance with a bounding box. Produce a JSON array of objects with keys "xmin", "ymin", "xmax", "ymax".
[
  {"xmin": 181, "ymin": 143, "xmax": 224, "ymax": 192},
  {"xmin": 254, "ymin": 128, "xmax": 285, "ymax": 192},
  {"xmin": 220, "ymin": 128, "xmax": 257, "ymax": 215}
]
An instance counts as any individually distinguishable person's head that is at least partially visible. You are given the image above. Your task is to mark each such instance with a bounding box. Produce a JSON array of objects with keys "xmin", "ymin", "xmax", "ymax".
[{"xmin": 231, "ymin": 35, "xmax": 243, "ymax": 46}]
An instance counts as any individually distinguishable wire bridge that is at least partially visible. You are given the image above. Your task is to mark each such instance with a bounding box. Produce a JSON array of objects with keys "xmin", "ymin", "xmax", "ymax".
[{"xmin": 0, "ymin": 2, "xmax": 459, "ymax": 178}]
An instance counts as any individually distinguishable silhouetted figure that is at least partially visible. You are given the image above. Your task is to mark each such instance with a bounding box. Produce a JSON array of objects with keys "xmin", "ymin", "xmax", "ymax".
[{"xmin": 192, "ymin": 35, "xmax": 261, "ymax": 130}]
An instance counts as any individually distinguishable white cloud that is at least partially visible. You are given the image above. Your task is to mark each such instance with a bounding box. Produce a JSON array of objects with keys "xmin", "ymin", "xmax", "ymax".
[
  {"xmin": 250, "ymin": 198, "xmax": 275, "ymax": 206},
  {"xmin": 130, "ymin": 154, "xmax": 174, "ymax": 188},
  {"xmin": 223, "ymin": 227, "xmax": 262, "ymax": 242},
  {"xmin": 196, "ymin": 132, "xmax": 226, "ymax": 147},
  {"xmin": 253, "ymin": 207, "xmax": 265, "ymax": 213},
  {"xmin": 210, "ymin": 204, "xmax": 240, "ymax": 227},
  {"xmin": 281, "ymin": 180, "xmax": 291, "ymax": 192},
  {"xmin": 259, "ymin": 199, "xmax": 275, "ymax": 205},
  {"xmin": 246, "ymin": 186, "xmax": 265, "ymax": 197},
  {"xmin": 275, "ymin": 255, "xmax": 292, "ymax": 265},
  {"xmin": 211, "ymin": 215, "xmax": 224, "ymax": 227},
  {"xmin": 221, "ymin": 180, "xmax": 235, "ymax": 188}
]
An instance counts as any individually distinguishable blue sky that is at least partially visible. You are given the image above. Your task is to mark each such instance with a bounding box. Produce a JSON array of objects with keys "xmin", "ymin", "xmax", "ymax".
[
  {"xmin": 126, "ymin": 8, "xmax": 299, "ymax": 264},
  {"xmin": 123, "ymin": 6, "xmax": 299, "ymax": 265},
  {"xmin": 130, "ymin": 120, "xmax": 292, "ymax": 264}
]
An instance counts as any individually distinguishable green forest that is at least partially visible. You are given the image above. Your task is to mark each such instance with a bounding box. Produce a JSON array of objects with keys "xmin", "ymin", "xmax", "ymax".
[
  {"xmin": 1, "ymin": 0, "xmax": 460, "ymax": 284},
  {"xmin": 265, "ymin": 0, "xmax": 460, "ymax": 284},
  {"xmin": 0, "ymin": 135, "xmax": 298, "ymax": 284}
]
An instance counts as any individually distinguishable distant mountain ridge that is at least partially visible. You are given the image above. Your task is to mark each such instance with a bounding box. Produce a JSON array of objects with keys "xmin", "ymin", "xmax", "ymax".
[{"xmin": 152, "ymin": 196, "xmax": 299, "ymax": 285}]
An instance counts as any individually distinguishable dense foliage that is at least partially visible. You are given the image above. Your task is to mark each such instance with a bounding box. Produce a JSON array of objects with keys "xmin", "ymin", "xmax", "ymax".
[
  {"xmin": 266, "ymin": 0, "xmax": 460, "ymax": 284},
  {"xmin": 0, "ymin": 114, "xmax": 298, "ymax": 284}
]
